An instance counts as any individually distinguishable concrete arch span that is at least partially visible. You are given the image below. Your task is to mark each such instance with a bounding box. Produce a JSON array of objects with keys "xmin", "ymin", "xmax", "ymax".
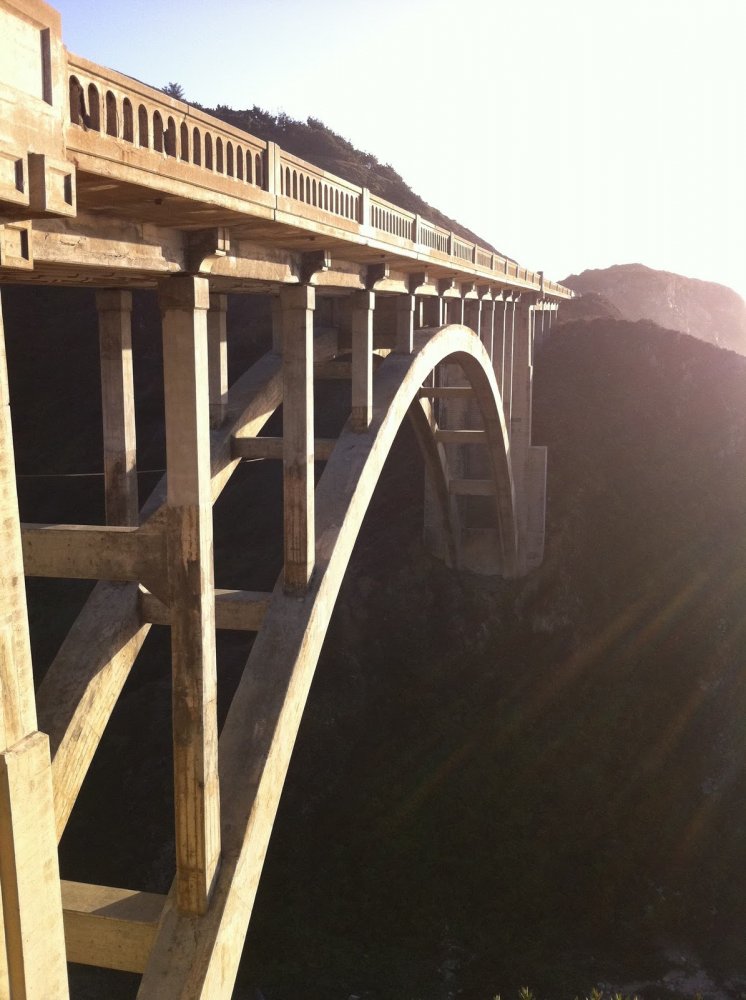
[{"xmin": 137, "ymin": 323, "xmax": 518, "ymax": 999}]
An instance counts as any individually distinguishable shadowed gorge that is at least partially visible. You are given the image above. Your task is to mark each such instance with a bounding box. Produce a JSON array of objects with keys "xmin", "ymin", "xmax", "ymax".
[{"xmin": 5, "ymin": 289, "xmax": 745, "ymax": 998}]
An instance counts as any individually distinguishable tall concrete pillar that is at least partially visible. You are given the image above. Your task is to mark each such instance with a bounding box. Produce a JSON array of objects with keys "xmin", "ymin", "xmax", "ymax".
[
  {"xmin": 0, "ymin": 290, "xmax": 70, "ymax": 999},
  {"xmin": 160, "ymin": 275, "xmax": 220, "ymax": 915},
  {"xmin": 502, "ymin": 295, "xmax": 516, "ymax": 425},
  {"xmin": 510, "ymin": 297, "xmax": 546, "ymax": 573},
  {"xmin": 97, "ymin": 290, "xmax": 139, "ymax": 526},
  {"xmin": 279, "ymin": 285, "xmax": 316, "ymax": 594}
]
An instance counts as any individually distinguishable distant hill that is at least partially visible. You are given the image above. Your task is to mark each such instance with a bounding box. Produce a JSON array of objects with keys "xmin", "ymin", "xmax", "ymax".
[{"xmin": 560, "ymin": 263, "xmax": 746, "ymax": 354}]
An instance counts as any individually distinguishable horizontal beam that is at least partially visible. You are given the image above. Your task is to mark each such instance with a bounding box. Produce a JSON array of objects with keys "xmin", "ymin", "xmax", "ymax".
[
  {"xmin": 20, "ymin": 522, "xmax": 166, "ymax": 599},
  {"xmin": 231, "ymin": 436, "xmax": 337, "ymax": 461},
  {"xmin": 140, "ymin": 588, "xmax": 271, "ymax": 632},
  {"xmin": 434, "ymin": 429, "xmax": 487, "ymax": 445},
  {"xmin": 417, "ymin": 386, "xmax": 474, "ymax": 399},
  {"xmin": 61, "ymin": 880, "xmax": 165, "ymax": 974},
  {"xmin": 449, "ymin": 478, "xmax": 496, "ymax": 496}
]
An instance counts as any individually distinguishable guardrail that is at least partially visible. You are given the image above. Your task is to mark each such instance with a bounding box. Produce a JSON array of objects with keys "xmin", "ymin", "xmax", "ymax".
[{"xmin": 64, "ymin": 54, "xmax": 572, "ymax": 299}]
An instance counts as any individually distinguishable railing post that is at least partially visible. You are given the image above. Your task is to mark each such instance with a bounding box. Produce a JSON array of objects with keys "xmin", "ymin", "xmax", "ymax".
[
  {"xmin": 159, "ymin": 275, "xmax": 220, "ymax": 916},
  {"xmin": 265, "ymin": 141, "xmax": 281, "ymax": 195},
  {"xmin": 351, "ymin": 290, "xmax": 374, "ymax": 431},
  {"xmin": 413, "ymin": 214, "xmax": 422, "ymax": 245},
  {"xmin": 0, "ymin": 290, "xmax": 69, "ymax": 1000},
  {"xmin": 281, "ymin": 285, "xmax": 315, "ymax": 593},
  {"xmin": 359, "ymin": 187, "xmax": 371, "ymax": 227}
]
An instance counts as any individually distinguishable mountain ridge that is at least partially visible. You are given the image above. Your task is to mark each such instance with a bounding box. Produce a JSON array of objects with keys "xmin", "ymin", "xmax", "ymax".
[{"xmin": 561, "ymin": 263, "xmax": 746, "ymax": 354}]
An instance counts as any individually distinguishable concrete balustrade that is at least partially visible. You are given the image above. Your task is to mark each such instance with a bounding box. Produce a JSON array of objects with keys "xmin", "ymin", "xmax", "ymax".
[{"xmin": 61, "ymin": 55, "xmax": 570, "ymax": 300}]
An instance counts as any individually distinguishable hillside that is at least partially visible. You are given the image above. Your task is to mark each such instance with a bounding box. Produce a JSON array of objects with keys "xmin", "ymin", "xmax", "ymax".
[
  {"xmin": 560, "ymin": 263, "xmax": 746, "ymax": 354},
  {"xmin": 4, "ymin": 285, "xmax": 745, "ymax": 999},
  {"xmin": 202, "ymin": 103, "xmax": 501, "ymax": 253}
]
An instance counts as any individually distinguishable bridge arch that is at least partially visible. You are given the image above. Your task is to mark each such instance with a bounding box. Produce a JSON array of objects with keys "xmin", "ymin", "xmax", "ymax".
[{"xmin": 137, "ymin": 323, "xmax": 517, "ymax": 998}]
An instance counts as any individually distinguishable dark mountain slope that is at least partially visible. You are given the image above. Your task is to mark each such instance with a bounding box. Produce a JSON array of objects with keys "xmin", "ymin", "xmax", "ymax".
[
  {"xmin": 562, "ymin": 264, "xmax": 746, "ymax": 354},
  {"xmin": 3, "ymin": 285, "xmax": 746, "ymax": 998},
  {"xmin": 229, "ymin": 319, "xmax": 746, "ymax": 999}
]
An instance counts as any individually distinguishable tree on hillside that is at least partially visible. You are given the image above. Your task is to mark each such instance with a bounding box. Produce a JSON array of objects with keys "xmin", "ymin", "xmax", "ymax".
[{"xmin": 162, "ymin": 82, "xmax": 185, "ymax": 101}]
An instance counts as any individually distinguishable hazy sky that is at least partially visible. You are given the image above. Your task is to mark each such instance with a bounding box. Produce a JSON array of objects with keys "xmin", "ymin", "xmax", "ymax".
[{"xmin": 54, "ymin": 0, "xmax": 746, "ymax": 298}]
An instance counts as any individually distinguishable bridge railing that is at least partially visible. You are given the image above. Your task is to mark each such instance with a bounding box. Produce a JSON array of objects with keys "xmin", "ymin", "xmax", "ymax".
[
  {"xmin": 369, "ymin": 194, "xmax": 416, "ymax": 243},
  {"xmin": 67, "ymin": 55, "xmax": 268, "ymax": 194},
  {"xmin": 414, "ymin": 217, "xmax": 450, "ymax": 255},
  {"xmin": 63, "ymin": 53, "xmax": 572, "ymax": 299},
  {"xmin": 277, "ymin": 148, "xmax": 361, "ymax": 226}
]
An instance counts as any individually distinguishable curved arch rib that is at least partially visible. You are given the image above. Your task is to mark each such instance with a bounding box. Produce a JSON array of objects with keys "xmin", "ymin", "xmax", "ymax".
[{"xmin": 137, "ymin": 324, "xmax": 516, "ymax": 1000}]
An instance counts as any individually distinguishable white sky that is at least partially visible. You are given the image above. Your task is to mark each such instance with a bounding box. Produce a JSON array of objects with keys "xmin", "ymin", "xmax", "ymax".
[{"xmin": 54, "ymin": 0, "xmax": 746, "ymax": 298}]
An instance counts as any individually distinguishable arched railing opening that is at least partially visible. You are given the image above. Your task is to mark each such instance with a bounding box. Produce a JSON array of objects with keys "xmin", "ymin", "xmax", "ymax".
[
  {"xmin": 87, "ymin": 83, "xmax": 101, "ymax": 130},
  {"xmin": 153, "ymin": 111, "xmax": 164, "ymax": 153},
  {"xmin": 122, "ymin": 98, "xmax": 134, "ymax": 142},
  {"xmin": 105, "ymin": 90, "xmax": 118, "ymax": 137},
  {"xmin": 138, "ymin": 105, "xmax": 149, "ymax": 147},
  {"xmin": 69, "ymin": 76, "xmax": 85, "ymax": 125}
]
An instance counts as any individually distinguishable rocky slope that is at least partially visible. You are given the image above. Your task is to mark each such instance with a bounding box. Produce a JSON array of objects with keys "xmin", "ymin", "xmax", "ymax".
[{"xmin": 561, "ymin": 264, "xmax": 746, "ymax": 354}]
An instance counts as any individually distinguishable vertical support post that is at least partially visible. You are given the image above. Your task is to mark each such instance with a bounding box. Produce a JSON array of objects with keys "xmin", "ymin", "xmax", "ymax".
[
  {"xmin": 351, "ymin": 290, "xmax": 374, "ymax": 431},
  {"xmin": 0, "ymin": 292, "xmax": 69, "ymax": 999},
  {"xmin": 510, "ymin": 297, "xmax": 535, "ymax": 571},
  {"xmin": 96, "ymin": 289, "xmax": 138, "ymax": 526},
  {"xmin": 493, "ymin": 296, "xmax": 506, "ymax": 391},
  {"xmin": 281, "ymin": 285, "xmax": 315, "ymax": 594},
  {"xmin": 502, "ymin": 295, "xmax": 516, "ymax": 427},
  {"xmin": 481, "ymin": 297, "xmax": 495, "ymax": 361},
  {"xmin": 463, "ymin": 299, "xmax": 481, "ymax": 337},
  {"xmin": 207, "ymin": 292, "xmax": 228, "ymax": 429},
  {"xmin": 395, "ymin": 294, "xmax": 415, "ymax": 354},
  {"xmin": 160, "ymin": 275, "xmax": 220, "ymax": 916}
]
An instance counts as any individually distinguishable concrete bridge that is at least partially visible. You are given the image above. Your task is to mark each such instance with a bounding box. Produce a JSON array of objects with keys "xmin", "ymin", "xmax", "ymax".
[{"xmin": 0, "ymin": 0, "xmax": 571, "ymax": 996}]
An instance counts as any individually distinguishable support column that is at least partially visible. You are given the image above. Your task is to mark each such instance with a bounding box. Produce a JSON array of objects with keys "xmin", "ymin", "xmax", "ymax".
[
  {"xmin": 97, "ymin": 290, "xmax": 138, "ymax": 526},
  {"xmin": 511, "ymin": 297, "xmax": 543, "ymax": 573},
  {"xmin": 160, "ymin": 275, "xmax": 220, "ymax": 916},
  {"xmin": 481, "ymin": 298, "xmax": 495, "ymax": 361},
  {"xmin": 463, "ymin": 299, "xmax": 481, "ymax": 337},
  {"xmin": 511, "ymin": 298, "xmax": 534, "ymax": 473},
  {"xmin": 351, "ymin": 290, "xmax": 374, "ymax": 431},
  {"xmin": 395, "ymin": 294, "xmax": 415, "ymax": 354},
  {"xmin": 0, "ymin": 292, "xmax": 69, "ymax": 999},
  {"xmin": 502, "ymin": 295, "xmax": 516, "ymax": 426},
  {"xmin": 280, "ymin": 285, "xmax": 315, "ymax": 594},
  {"xmin": 207, "ymin": 292, "xmax": 228, "ymax": 429},
  {"xmin": 492, "ymin": 296, "xmax": 506, "ymax": 391}
]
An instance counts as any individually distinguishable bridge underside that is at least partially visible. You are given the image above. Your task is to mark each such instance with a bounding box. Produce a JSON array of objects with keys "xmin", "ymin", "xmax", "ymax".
[{"xmin": 0, "ymin": 0, "xmax": 568, "ymax": 995}]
